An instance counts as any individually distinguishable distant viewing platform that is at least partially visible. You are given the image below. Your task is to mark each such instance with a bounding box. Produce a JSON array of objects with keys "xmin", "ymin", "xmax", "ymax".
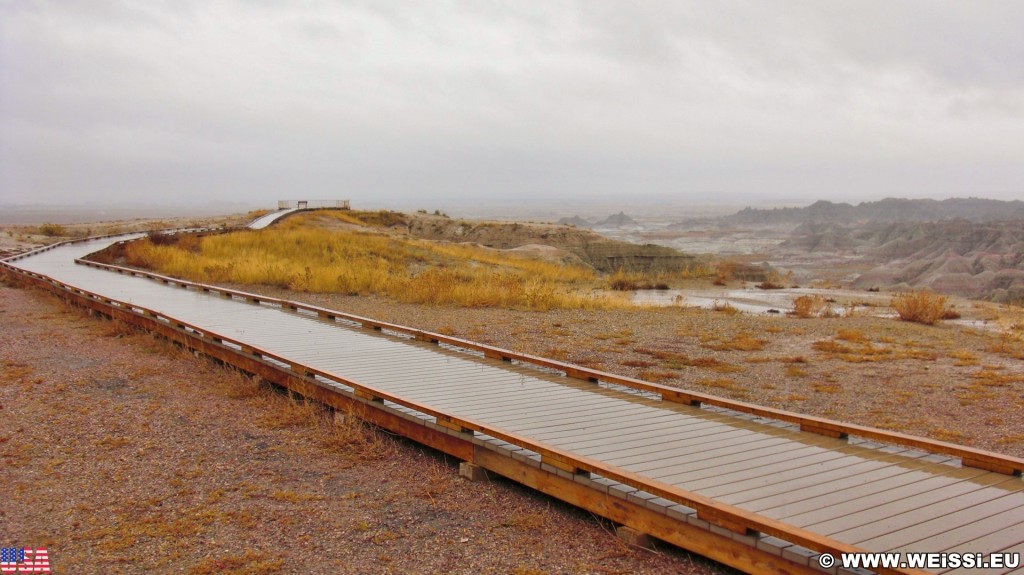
[{"xmin": 277, "ymin": 200, "xmax": 350, "ymax": 210}]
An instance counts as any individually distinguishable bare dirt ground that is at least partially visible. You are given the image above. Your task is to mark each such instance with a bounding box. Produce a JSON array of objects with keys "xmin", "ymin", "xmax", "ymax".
[
  {"xmin": 0, "ymin": 283, "xmax": 732, "ymax": 575},
  {"xmin": 228, "ymin": 285, "xmax": 1024, "ymax": 459}
]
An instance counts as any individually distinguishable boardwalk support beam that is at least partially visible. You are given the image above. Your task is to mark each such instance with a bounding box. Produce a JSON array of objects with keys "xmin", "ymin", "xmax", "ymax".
[
  {"xmin": 616, "ymin": 526, "xmax": 653, "ymax": 549},
  {"xmin": 458, "ymin": 462, "xmax": 488, "ymax": 482}
]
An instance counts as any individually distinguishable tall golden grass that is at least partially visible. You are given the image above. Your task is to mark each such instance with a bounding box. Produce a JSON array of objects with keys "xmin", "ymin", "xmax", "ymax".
[{"xmin": 124, "ymin": 227, "xmax": 625, "ymax": 310}]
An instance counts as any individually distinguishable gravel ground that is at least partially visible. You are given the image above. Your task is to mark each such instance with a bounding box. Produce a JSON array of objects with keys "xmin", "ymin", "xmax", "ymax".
[
  {"xmin": 230, "ymin": 285, "xmax": 1024, "ymax": 459},
  {"xmin": 0, "ymin": 283, "xmax": 735, "ymax": 575}
]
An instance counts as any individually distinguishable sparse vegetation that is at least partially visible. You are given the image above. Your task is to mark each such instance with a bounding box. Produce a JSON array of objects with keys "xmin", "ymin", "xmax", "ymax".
[
  {"xmin": 120, "ymin": 223, "xmax": 624, "ymax": 311},
  {"xmin": 891, "ymin": 290, "xmax": 950, "ymax": 325}
]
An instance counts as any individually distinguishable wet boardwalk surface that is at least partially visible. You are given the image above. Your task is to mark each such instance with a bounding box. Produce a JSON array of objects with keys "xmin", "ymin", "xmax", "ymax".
[{"xmin": 7, "ymin": 236, "xmax": 1023, "ymax": 574}]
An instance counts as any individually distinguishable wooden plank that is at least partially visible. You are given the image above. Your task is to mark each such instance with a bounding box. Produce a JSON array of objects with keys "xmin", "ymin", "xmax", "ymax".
[
  {"xmin": 486, "ymin": 401, "xmax": 660, "ymax": 429},
  {"xmin": 764, "ymin": 467, "xmax": 991, "ymax": 522},
  {"xmin": 535, "ymin": 407, "xmax": 776, "ymax": 445},
  {"xmin": 435, "ymin": 386, "xmax": 631, "ymax": 415},
  {"xmin": 822, "ymin": 480, "xmax": 1022, "ymax": 542},
  {"xmin": 365, "ymin": 371, "xmax": 565, "ymax": 401},
  {"xmin": 572, "ymin": 421, "xmax": 749, "ymax": 458},
  {"xmin": 853, "ymin": 494, "xmax": 1024, "ymax": 551},
  {"xmin": 649, "ymin": 442, "xmax": 844, "ymax": 485},
  {"xmin": 520, "ymin": 412, "xmax": 698, "ymax": 442},
  {"xmin": 615, "ymin": 433, "xmax": 804, "ymax": 472},
  {"xmin": 716, "ymin": 450, "xmax": 931, "ymax": 505},
  {"xmin": 530, "ymin": 417, "xmax": 729, "ymax": 459},
  {"xmin": 936, "ymin": 519, "xmax": 1024, "ymax": 556},
  {"xmin": 940, "ymin": 543, "xmax": 1024, "ymax": 575}
]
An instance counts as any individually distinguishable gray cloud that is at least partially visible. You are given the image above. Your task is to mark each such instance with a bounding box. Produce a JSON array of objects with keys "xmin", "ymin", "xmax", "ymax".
[{"xmin": 2, "ymin": 1, "xmax": 1022, "ymax": 210}]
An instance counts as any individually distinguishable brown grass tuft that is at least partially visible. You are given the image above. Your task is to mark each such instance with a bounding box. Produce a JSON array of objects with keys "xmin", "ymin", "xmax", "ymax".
[
  {"xmin": 637, "ymin": 369, "xmax": 677, "ymax": 383},
  {"xmin": 188, "ymin": 550, "xmax": 284, "ymax": 575},
  {"xmin": 836, "ymin": 329, "xmax": 869, "ymax": 343},
  {"xmin": 704, "ymin": 333, "xmax": 767, "ymax": 352}
]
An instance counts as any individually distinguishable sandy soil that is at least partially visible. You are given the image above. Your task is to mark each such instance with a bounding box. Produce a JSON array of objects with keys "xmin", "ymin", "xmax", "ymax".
[{"xmin": 0, "ymin": 282, "xmax": 732, "ymax": 575}]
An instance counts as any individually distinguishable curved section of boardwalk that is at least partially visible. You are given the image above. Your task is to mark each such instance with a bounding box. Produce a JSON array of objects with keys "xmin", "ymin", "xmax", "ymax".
[
  {"xmin": 248, "ymin": 208, "xmax": 300, "ymax": 229},
  {"xmin": 4, "ymin": 234, "xmax": 1023, "ymax": 575}
]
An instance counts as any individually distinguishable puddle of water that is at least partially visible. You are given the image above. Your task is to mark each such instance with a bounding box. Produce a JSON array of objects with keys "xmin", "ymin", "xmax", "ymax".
[
  {"xmin": 630, "ymin": 289, "xmax": 1010, "ymax": 333},
  {"xmin": 631, "ymin": 287, "xmax": 892, "ymax": 316}
]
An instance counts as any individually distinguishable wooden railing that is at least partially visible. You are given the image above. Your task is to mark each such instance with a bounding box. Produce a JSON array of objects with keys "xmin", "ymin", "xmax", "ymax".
[{"xmin": 276, "ymin": 200, "xmax": 350, "ymax": 209}]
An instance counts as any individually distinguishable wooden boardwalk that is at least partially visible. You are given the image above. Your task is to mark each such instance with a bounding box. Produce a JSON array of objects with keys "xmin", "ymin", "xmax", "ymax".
[{"xmin": 4, "ymin": 232, "xmax": 1023, "ymax": 575}]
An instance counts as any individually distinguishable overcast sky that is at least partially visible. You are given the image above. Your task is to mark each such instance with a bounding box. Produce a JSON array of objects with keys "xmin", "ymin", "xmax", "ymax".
[{"xmin": 2, "ymin": 1, "xmax": 1022, "ymax": 210}]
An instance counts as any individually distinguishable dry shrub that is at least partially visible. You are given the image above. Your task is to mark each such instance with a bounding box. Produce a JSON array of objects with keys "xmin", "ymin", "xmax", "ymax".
[
  {"xmin": 38, "ymin": 222, "xmax": 67, "ymax": 237},
  {"xmin": 608, "ymin": 269, "xmax": 640, "ymax": 291},
  {"xmin": 987, "ymin": 334, "xmax": 1024, "ymax": 360},
  {"xmin": 790, "ymin": 295, "xmax": 829, "ymax": 318},
  {"xmin": 891, "ymin": 291, "xmax": 949, "ymax": 325}
]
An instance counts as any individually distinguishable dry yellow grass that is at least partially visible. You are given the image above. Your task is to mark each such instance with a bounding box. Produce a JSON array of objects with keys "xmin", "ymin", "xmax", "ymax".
[
  {"xmin": 123, "ymin": 224, "xmax": 625, "ymax": 311},
  {"xmin": 836, "ymin": 328, "xmax": 869, "ymax": 343}
]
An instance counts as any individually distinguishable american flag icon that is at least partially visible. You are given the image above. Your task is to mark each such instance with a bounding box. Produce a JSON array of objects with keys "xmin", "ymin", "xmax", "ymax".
[{"xmin": 0, "ymin": 548, "xmax": 50, "ymax": 573}]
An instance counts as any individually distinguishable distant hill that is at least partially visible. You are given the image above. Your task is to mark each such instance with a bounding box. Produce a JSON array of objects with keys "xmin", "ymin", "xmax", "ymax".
[
  {"xmin": 556, "ymin": 215, "xmax": 593, "ymax": 228},
  {"xmin": 595, "ymin": 212, "xmax": 639, "ymax": 229},
  {"xmin": 851, "ymin": 219, "xmax": 1024, "ymax": 302},
  {"xmin": 403, "ymin": 214, "xmax": 695, "ymax": 273},
  {"xmin": 720, "ymin": 198, "xmax": 1024, "ymax": 225},
  {"xmin": 779, "ymin": 218, "xmax": 1024, "ymax": 302}
]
